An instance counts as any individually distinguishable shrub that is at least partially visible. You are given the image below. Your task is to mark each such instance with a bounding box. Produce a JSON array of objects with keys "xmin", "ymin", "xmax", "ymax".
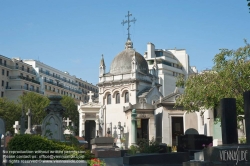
[
  {"xmin": 8, "ymin": 134, "xmax": 75, "ymax": 151},
  {"xmin": 128, "ymin": 145, "xmax": 139, "ymax": 155},
  {"xmin": 137, "ymin": 137, "xmax": 160, "ymax": 153},
  {"xmin": 239, "ymin": 137, "xmax": 246, "ymax": 144}
]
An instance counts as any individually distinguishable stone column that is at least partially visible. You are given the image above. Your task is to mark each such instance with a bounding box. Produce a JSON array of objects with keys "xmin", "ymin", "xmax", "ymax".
[
  {"xmin": 95, "ymin": 118, "xmax": 99, "ymax": 138},
  {"xmin": 244, "ymin": 91, "xmax": 250, "ymax": 144},
  {"xmin": 20, "ymin": 108, "xmax": 25, "ymax": 134},
  {"xmin": 80, "ymin": 113, "xmax": 85, "ymax": 137},
  {"xmin": 131, "ymin": 109, "xmax": 137, "ymax": 145},
  {"xmin": 220, "ymin": 98, "xmax": 238, "ymax": 144}
]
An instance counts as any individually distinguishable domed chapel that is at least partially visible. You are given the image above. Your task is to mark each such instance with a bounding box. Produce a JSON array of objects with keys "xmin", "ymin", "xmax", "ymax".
[
  {"xmin": 78, "ymin": 12, "xmax": 208, "ymax": 148},
  {"xmin": 97, "ymin": 37, "xmax": 163, "ymax": 146},
  {"xmin": 78, "ymin": 10, "xmax": 162, "ymax": 147}
]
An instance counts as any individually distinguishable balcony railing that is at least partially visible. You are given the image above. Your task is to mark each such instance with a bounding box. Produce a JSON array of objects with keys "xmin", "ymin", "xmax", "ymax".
[
  {"xmin": 5, "ymin": 86, "xmax": 44, "ymax": 94},
  {"xmin": 0, "ymin": 62, "xmax": 12, "ymax": 69},
  {"xmin": 44, "ymin": 80, "xmax": 82, "ymax": 94},
  {"xmin": 0, "ymin": 62, "xmax": 37, "ymax": 75},
  {"xmin": 14, "ymin": 66, "xmax": 37, "ymax": 75},
  {"xmin": 39, "ymin": 69, "xmax": 78, "ymax": 86},
  {"xmin": 9, "ymin": 76, "xmax": 40, "ymax": 85}
]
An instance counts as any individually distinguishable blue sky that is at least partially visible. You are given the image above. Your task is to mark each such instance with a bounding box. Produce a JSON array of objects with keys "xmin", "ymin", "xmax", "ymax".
[{"xmin": 0, "ymin": 1, "xmax": 250, "ymax": 85}]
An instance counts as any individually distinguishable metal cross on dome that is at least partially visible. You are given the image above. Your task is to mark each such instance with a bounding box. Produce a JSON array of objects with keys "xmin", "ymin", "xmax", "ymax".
[{"xmin": 121, "ymin": 11, "xmax": 136, "ymax": 41}]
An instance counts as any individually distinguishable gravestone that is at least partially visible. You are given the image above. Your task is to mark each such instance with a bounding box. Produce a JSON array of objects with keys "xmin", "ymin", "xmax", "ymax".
[
  {"xmin": 42, "ymin": 95, "xmax": 65, "ymax": 141},
  {"xmin": 177, "ymin": 134, "xmax": 212, "ymax": 157},
  {"xmin": 25, "ymin": 109, "xmax": 35, "ymax": 134},
  {"xmin": 220, "ymin": 98, "xmax": 238, "ymax": 144},
  {"xmin": 63, "ymin": 117, "xmax": 73, "ymax": 135},
  {"xmin": 185, "ymin": 128, "xmax": 199, "ymax": 135},
  {"xmin": 32, "ymin": 125, "xmax": 42, "ymax": 135},
  {"xmin": 13, "ymin": 121, "xmax": 21, "ymax": 134},
  {"xmin": 0, "ymin": 118, "xmax": 6, "ymax": 164}
]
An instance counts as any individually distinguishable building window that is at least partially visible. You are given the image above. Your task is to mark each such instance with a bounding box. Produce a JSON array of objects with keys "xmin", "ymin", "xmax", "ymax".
[
  {"xmin": 0, "ymin": 59, "xmax": 2, "ymax": 64},
  {"xmin": 1, "ymin": 92, "xmax": 4, "ymax": 97},
  {"xmin": 49, "ymin": 86, "xmax": 51, "ymax": 91},
  {"xmin": 7, "ymin": 71, "xmax": 9, "ymax": 76},
  {"xmin": 27, "ymin": 68, "xmax": 29, "ymax": 73},
  {"xmin": 6, "ymin": 82, "xmax": 8, "ymax": 88},
  {"xmin": 4, "ymin": 60, "xmax": 6, "ymax": 66},
  {"xmin": 2, "ymin": 80, "xmax": 4, "ymax": 87},
  {"xmin": 125, "ymin": 92, "xmax": 129, "ymax": 103},
  {"xmin": 22, "ymin": 66, "xmax": 24, "ymax": 71},
  {"xmin": 36, "ymin": 87, "xmax": 39, "ymax": 92},
  {"xmin": 2, "ymin": 69, "xmax": 4, "ymax": 75},
  {"xmin": 25, "ymin": 83, "xmax": 28, "ymax": 90},
  {"xmin": 116, "ymin": 93, "xmax": 120, "ymax": 104},
  {"xmin": 30, "ymin": 85, "xmax": 34, "ymax": 91},
  {"xmin": 107, "ymin": 94, "xmax": 111, "ymax": 105},
  {"xmin": 45, "ymin": 85, "xmax": 47, "ymax": 90}
]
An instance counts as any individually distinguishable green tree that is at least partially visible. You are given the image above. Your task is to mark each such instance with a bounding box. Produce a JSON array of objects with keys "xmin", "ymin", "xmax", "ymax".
[
  {"xmin": 19, "ymin": 92, "xmax": 50, "ymax": 125},
  {"xmin": 60, "ymin": 95, "xmax": 79, "ymax": 134},
  {"xmin": 0, "ymin": 98, "xmax": 22, "ymax": 133},
  {"xmin": 175, "ymin": 41, "xmax": 250, "ymax": 116}
]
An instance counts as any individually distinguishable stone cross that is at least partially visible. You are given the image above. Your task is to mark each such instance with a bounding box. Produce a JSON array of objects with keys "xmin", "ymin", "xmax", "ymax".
[
  {"xmin": 25, "ymin": 109, "xmax": 34, "ymax": 134},
  {"xmin": 139, "ymin": 98, "xmax": 146, "ymax": 109},
  {"xmin": 64, "ymin": 117, "xmax": 71, "ymax": 126},
  {"xmin": 87, "ymin": 91, "xmax": 94, "ymax": 102},
  {"xmin": 13, "ymin": 121, "xmax": 20, "ymax": 134}
]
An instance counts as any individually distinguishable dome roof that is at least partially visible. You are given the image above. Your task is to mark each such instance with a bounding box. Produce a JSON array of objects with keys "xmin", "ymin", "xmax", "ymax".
[{"xmin": 110, "ymin": 41, "xmax": 149, "ymax": 75}]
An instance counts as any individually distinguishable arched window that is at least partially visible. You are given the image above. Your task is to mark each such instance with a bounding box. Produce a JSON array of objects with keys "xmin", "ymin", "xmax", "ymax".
[
  {"xmin": 125, "ymin": 92, "xmax": 129, "ymax": 103},
  {"xmin": 107, "ymin": 94, "xmax": 111, "ymax": 104},
  {"xmin": 116, "ymin": 93, "xmax": 120, "ymax": 104}
]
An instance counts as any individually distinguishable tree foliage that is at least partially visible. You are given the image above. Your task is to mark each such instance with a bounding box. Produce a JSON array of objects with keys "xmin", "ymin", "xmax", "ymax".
[
  {"xmin": 0, "ymin": 98, "xmax": 22, "ymax": 133},
  {"xmin": 18, "ymin": 92, "xmax": 50, "ymax": 125},
  {"xmin": 176, "ymin": 41, "xmax": 250, "ymax": 116}
]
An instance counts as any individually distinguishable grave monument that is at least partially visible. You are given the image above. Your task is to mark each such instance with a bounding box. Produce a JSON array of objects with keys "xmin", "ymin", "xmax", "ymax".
[
  {"xmin": 41, "ymin": 95, "xmax": 65, "ymax": 141},
  {"xmin": 25, "ymin": 109, "xmax": 35, "ymax": 134}
]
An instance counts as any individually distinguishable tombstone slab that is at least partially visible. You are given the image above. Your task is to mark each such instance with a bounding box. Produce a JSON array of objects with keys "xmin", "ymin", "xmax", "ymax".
[
  {"xmin": 91, "ymin": 137, "xmax": 114, "ymax": 150},
  {"xmin": 220, "ymin": 98, "xmax": 238, "ymax": 144}
]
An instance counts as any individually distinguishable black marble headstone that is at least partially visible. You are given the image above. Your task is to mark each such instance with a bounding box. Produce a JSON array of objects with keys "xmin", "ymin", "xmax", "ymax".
[
  {"xmin": 177, "ymin": 134, "xmax": 213, "ymax": 152},
  {"xmin": 220, "ymin": 98, "xmax": 238, "ymax": 144},
  {"xmin": 244, "ymin": 91, "xmax": 250, "ymax": 144}
]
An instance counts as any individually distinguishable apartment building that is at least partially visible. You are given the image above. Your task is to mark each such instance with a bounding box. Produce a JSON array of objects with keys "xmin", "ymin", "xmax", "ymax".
[
  {"xmin": 0, "ymin": 55, "xmax": 98, "ymax": 103},
  {"xmin": 0, "ymin": 56, "xmax": 41, "ymax": 101},
  {"xmin": 76, "ymin": 78, "xmax": 98, "ymax": 103},
  {"xmin": 144, "ymin": 43, "xmax": 197, "ymax": 96}
]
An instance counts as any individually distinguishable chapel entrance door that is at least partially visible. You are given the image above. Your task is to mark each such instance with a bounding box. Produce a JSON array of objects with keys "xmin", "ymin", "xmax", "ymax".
[
  {"xmin": 171, "ymin": 117, "xmax": 184, "ymax": 146},
  {"xmin": 85, "ymin": 120, "xmax": 96, "ymax": 149},
  {"xmin": 137, "ymin": 119, "xmax": 149, "ymax": 142}
]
